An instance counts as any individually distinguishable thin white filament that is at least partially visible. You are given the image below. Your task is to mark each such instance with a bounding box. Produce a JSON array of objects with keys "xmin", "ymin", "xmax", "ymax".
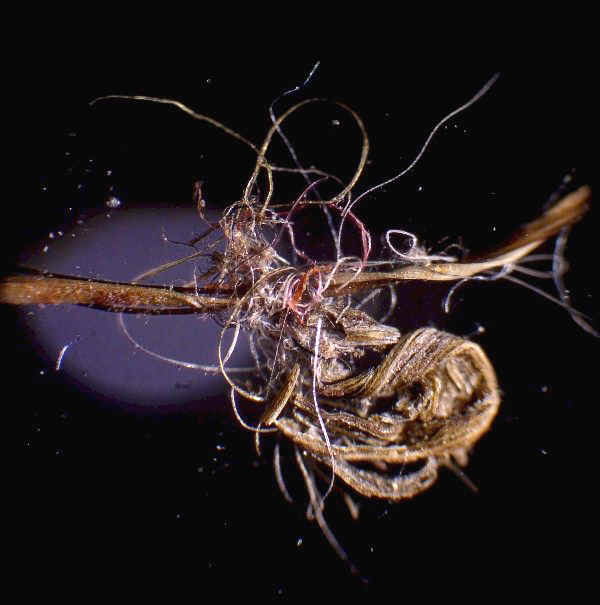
[
  {"xmin": 502, "ymin": 274, "xmax": 596, "ymax": 322},
  {"xmin": 229, "ymin": 387, "xmax": 276, "ymax": 434},
  {"xmin": 443, "ymin": 266, "xmax": 511, "ymax": 313},
  {"xmin": 552, "ymin": 227, "xmax": 599, "ymax": 337},
  {"xmin": 116, "ymin": 313, "xmax": 254, "ymax": 374},
  {"xmin": 269, "ymin": 61, "xmax": 321, "ymax": 182},
  {"xmin": 512, "ymin": 265, "xmax": 555, "ymax": 279},
  {"xmin": 355, "ymin": 287, "xmax": 383, "ymax": 311},
  {"xmin": 444, "ymin": 264, "xmax": 596, "ymax": 323},
  {"xmin": 274, "ymin": 442, "xmax": 294, "ymax": 503},
  {"xmin": 379, "ymin": 285, "xmax": 398, "ymax": 324},
  {"xmin": 334, "ymin": 74, "xmax": 500, "ymax": 257},
  {"xmin": 222, "ymin": 322, "xmax": 241, "ymax": 366},
  {"xmin": 344, "ymin": 73, "xmax": 501, "ymax": 216},
  {"xmin": 312, "ymin": 317, "xmax": 336, "ymax": 505},
  {"xmin": 267, "ymin": 63, "xmax": 344, "ymax": 257},
  {"xmin": 294, "ymin": 447, "xmax": 360, "ymax": 576},
  {"xmin": 385, "ymin": 229, "xmax": 458, "ymax": 263}
]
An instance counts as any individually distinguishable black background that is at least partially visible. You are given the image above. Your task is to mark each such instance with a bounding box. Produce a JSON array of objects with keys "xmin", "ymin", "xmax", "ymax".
[{"xmin": 10, "ymin": 56, "xmax": 597, "ymax": 598}]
